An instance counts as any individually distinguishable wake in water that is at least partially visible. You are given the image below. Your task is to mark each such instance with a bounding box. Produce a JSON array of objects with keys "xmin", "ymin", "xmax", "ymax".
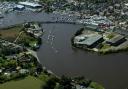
[{"xmin": 46, "ymin": 26, "xmax": 59, "ymax": 53}]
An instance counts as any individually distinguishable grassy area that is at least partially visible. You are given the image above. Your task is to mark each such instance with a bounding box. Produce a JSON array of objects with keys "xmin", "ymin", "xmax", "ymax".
[
  {"xmin": 90, "ymin": 82, "xmax": 105, "ymax": 89},
  {"xmin": 0, "ymin": 76, "xmax": 47, "ymax": 89},
  {"xmin": 106, "ymin": 33, "xmax": 115, "ymax": 39},
  {"xmin": 100, "ymin": 43, "xmax": 111, "ymax": 50},
  {"xmin": 0, "ymin": 26, "xmax": 22, "ymax": 42}
]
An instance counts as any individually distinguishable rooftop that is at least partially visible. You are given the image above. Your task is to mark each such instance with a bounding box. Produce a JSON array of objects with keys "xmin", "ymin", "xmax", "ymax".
[
  {"xmin": 19, "ymin": 1, "xmax": 42, "ymax": 7},
  {"xmin": 125, "ymin": 3, "xmax": 128, "ymax": 6},
  {"xmin": 15, "ymin": 5, "xmax": 25, "ymax": 9},
  {"xmin": 107, "ymin": 34, "xmax": 125, "ymax": 44},
  {"xmin": 75, "ymin": 34, "xmax": 102, "ymax": 46}
]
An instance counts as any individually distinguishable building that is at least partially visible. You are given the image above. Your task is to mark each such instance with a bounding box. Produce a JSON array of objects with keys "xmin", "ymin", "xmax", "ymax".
[
  {"xmin": 13, "ymin": 5, "xmax": 25, "ymax": 11},
  {"xmin": 19, "ymin": 69, "xmax": 29, "ymax": 74},
  {"xmin": 19, "ymin": 1, "xmax": 42, "ymax": 9},
  {"xmin": 106, "ymin": 35, "xmax": 126, "ymax": 46},
  {"xmin": 117, "ymin": 40, "xmax": 128, "ymax": 48},
  {"xmin": 125, "ymin": 3, "xmax": 128, "ymax": 8},
  {"xmin": 75, "ymin": 85, "xmax": 94, "ymax": 89},
  {"xmin": 74, "ymin": 34, "xmax": 103, "ymax": 48},
  {"xmin": 85, "ymin": 24, "xmax": 98, "ymax": 30}
]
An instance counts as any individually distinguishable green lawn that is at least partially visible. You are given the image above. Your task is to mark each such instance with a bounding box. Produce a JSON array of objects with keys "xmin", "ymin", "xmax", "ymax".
[
  {"xmin": 0, "ymin": 76, "xmax": 45, "ymax": 89},
  {"xmin": 106, "ymin": 33, "xmax": 115, "ymax": 39},
  {"xmin": 101, "ymin": 43, "xmax": 111, "ymax": 50}
]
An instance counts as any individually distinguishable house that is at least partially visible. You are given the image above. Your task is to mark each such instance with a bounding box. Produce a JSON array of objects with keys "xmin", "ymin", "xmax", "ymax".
[
  {"xmin": 125, "ymin": 3, "xmax": 128, "ymax": 9},
  {"xmin": 74, "ymin": 34, "xmax": 103, "ymax": 48},
  {"xmin": 13, "ymin": 5, "xmax": 25, "ymax": 11},
  {"xmin": 19, "ymin": 69, "xmax": 29, "ymax": 74},
  {"xmin": 106, "ymin": 35, "xmax": 126, "ymax": 46},
  {"xmin": 85, "ymin": 24, "xmax": 98, "ymax": 30}
]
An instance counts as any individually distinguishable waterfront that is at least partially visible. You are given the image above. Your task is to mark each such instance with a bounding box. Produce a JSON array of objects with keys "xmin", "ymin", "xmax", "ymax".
[
  {"xmin": 0, "ymin": 12, "xmax": 128, "ymax": 89},
  {"xmin": 38, "ymin": 24, "xmax": 128, "ymax": 89}
]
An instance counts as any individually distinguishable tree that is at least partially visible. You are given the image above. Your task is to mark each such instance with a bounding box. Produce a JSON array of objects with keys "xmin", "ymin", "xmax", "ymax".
[
  {"xmin": 42, "ymin": 77, "xmax": 58, "ymax": 89},
  {"xmin": 8, "ymin": 60, "xmax": 17, "ymax": 67},
  {"xmin": 59, "ymin": 76, "xmax": 72, "ymax": 89}
]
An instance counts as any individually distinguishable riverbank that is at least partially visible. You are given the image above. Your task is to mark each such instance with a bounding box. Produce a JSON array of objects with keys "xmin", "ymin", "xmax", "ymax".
[
  {"xmin": 0, "ymin": 22, "xmax": 43, "ymax": 50},
  {"xmin": 0, "ymin": 22, "xmax": 44, "ymax": 83}
]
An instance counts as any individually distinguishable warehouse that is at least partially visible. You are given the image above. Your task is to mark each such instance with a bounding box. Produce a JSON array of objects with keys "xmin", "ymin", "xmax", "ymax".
[
  {"xmin": 19, "ymin": 1, "xmax": 42, "ymax": 9},
  {"xmin": 106, "ymin": 35, "xmax": 126, "ymax": 46},
  {"xmin": 74, "ymin": 34, "xmax": 103, "ymax": 48},
  {"xmin": 13, "ymin": 5, "xmax": 25, "ymax": 11}
]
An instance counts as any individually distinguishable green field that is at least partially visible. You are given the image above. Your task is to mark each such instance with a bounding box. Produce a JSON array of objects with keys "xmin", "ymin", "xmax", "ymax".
[{"xmin": 0, "ymin": 76, "xmax": 46, "ymax": 89}]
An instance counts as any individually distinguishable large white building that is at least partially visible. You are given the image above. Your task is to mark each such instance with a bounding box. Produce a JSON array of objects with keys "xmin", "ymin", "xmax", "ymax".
[{"xmin": 19, "ymin": 1, "xmax": 42, "ymax": 8}]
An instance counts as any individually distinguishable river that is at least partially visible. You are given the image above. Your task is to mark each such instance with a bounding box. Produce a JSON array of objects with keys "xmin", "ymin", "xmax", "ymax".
[{"xmin": 0, "ymin": 11, "xmax": 128, "ymax": 89}]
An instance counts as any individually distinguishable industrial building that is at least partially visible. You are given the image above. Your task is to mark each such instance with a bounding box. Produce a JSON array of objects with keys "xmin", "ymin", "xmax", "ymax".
[
  {"xmin": 13, "ymin": 5, "xmax": 25, "ymax": 11},
  {"xmin": 74, "ymin": 34, "xmax": 103, "ymax": 48},
  {"xmin": 106, "ymin": 35, "xmax": 126, "ymax": 46},
  {"xmin": 19, "ymin": 1, "xmax": 42, "ymax": 9}
]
